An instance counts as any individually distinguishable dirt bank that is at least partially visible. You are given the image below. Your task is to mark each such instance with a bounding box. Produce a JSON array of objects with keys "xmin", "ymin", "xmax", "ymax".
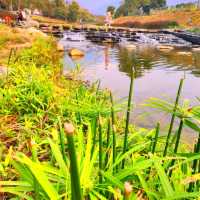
[
  {"xmin": 112, "ymin": 9, "xmax": 200, "ymax": 28},
  {"xmin": 0, "ymin": 24, "xmax": 47, "ymax": 65}
]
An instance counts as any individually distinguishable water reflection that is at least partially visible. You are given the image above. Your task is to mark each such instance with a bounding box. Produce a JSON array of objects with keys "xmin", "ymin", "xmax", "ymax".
[
  {"xmin": 118, "ymin": 47, "xmax": 154, "ymax": 78},
  {"xmin": 62, "ymin": 39, "xmax": 200, "ymax": 139},
  {"xmin": 117, "ymin": 46, "xmax": 200, "ymax": 79}
]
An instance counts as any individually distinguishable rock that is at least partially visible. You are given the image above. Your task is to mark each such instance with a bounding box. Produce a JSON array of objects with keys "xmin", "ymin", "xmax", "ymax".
[
  {"xmin": 157, "ymin": 45, "xmax": 174, "ymax": 50},
  {"xmin": 27, "ymin": 27, "xmax": 47, "ymax": 37},
  {"xmin": 192, "ymin": 47, "xmax": 200, "ymax": 52},
  {"xmin": 68, "ymin": 48, "xmax": 84, "ymax": 57},
  {"xmin": 0, "ymin": 66, "xmax": 7, "ymax": 75},
  {"xmin": 177, "ymin": 51, "xmax": 192, "ymax": 56},
  {"xmin": 57, "ymin": 43, "xmax": 65, "ymax": 52},
  {"xmin": 17, "ymin": 20, "xmax": 38, "ymax": 28},
  {"xmin": 125, "ymin": 44, "xmax": 137, "ymax": 51},
  {"xmin": 28, "ymin": 20, "xmax": 40, "ymax": 28}
]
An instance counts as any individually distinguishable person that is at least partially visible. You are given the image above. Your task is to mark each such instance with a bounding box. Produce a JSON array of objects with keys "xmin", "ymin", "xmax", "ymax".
[
  {"xmin": 4, "ymin": 15, "xmax": 11, "ymax": 25},
  {"xmin": 80, "ymin": 18, "xmax": 83, "ymax": 29},
  {"xmin": 105, "ymin": 11, "xmax": 112, "ymax": 28},
  {"xmin": 17, "ymin": 9, "xmax": 23, "ymax": 22}
]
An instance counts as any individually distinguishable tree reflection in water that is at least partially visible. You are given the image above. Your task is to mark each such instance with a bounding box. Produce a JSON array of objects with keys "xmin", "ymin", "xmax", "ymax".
[
  {"xmin": 118, "ymin": 47, "xmax": 154, "ymax": 78},
  {"xmin": 118, "ymin": 46, "xmax": 200, "ymax": 78}
]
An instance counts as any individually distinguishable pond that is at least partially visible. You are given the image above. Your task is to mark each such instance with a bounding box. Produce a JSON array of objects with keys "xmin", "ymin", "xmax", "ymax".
[{"xmin": 61, "ymin": 33, "xmax": 200, "ymax": 141}]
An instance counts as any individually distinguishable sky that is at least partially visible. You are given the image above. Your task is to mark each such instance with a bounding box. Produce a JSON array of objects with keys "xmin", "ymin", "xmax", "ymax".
[{"xmin": 76, "ymin": 0, "xmax": 196, "ymax": 15}]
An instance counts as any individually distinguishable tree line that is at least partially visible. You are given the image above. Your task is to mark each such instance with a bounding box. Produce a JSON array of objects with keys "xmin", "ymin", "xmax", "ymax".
[
  {"xmin": 0, "ymin": 0, "xmax": 94, "ymax": 22},
  {"xmin": 107, "ymin": 0, "xmax": 166, "ymax": 17}
]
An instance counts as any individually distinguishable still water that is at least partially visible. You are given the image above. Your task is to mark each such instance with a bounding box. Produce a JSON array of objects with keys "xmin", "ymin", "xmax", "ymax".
[{"xmin": 61, "ymin": 36, "xmax": 200, "ymax": 140}]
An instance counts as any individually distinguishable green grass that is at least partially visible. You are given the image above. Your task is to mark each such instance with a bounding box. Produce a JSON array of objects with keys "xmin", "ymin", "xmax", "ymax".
[
  {"xmin": 0, "ymin": 37, "xmax": 200, "ymax": 199},
  {"xmin": 188, "ymin": 27, "xmax": 200, "ymax": 35}
]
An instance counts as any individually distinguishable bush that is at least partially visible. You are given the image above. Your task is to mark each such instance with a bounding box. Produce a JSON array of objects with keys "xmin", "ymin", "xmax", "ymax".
[{"xmin": 17, "ymin": 37, "xmax": 60, "ymax": 67}]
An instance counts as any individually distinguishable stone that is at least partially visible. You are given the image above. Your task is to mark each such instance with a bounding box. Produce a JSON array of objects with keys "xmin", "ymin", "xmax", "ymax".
[
  {"xmin": 57, "ymin": 43, "xmax": 65, "ymax": 52},
  {"xmin": 27, "ymin": 20, "xmax": 40, "ymax": 28},
  {"xmin": 26, "ymin": 27, "xmax": 47, "ymax": 37},
  {"xmin": 125, "ymin": 44, "xmax": 137, "ymax": 51},
  {"xmin": 157, "ymin": 45, "xmax": 174, "ymax": 50},
  {"xmin": 177, "ymin": 51, "xmax": 192, "ymax": 56},
  {"xmin": 68, "ymin": 48, "xmax": 84, "ymax": 57},
  {"xmin": 192, "ymin": 47, "xmax": 200, "ymax": 52},
  {"xmin": 0, "ymin": 66, "xmax": 7, "ymax": 75}
]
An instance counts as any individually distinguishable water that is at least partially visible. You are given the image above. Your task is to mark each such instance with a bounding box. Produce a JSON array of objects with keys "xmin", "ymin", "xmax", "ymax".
[{"xmin": 61, "ymin": 33, "xmax": 200, "ymax": 141}]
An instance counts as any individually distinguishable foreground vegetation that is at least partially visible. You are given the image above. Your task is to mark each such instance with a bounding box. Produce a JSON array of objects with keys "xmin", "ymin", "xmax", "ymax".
[{"xmin": 0, "ymin": 35, "xmax": 200, "ymax": 200}]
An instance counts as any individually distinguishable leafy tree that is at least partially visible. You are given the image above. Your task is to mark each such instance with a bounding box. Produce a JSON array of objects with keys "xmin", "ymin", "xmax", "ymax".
[
  {"xmin": 115, "ymin": 5, "xmax": 127, "ymax": 18},
  {"xmin": 67, "ymin": 1, "xmax": 80, "ymax": 22},
  {"xmin": 0, "ymin": 0, "xmax": 93, "ymax": 22},
  {"xmin": 150, "ymin": 0, "xmax": 166, "ymax": 8},
  {"xmin": 115, "ymin": 0, "xmax": 166, "ymax": 17},
  {"xmin": 107, "ymin": 5, "xmax": 115, "ymax": 15},
  {"xmin": 54, "ymin": 6, "xmax": 67, "ymax": 19}
]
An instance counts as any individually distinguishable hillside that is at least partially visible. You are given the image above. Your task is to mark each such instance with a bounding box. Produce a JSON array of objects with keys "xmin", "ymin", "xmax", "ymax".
[{"xmin": 112, "ymin": 9, "xmax": 200, "ymax": 29}]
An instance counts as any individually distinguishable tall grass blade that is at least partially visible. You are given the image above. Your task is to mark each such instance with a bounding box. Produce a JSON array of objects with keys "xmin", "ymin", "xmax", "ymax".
[
  {"xmin": 30, "ymin": 140, "xmax": 39, "ymax": 199},
  {"xmin": 98, "ymin": 116, "xmax": 103, "ymax": 184},
  {"xmin": 122, "ymin": 69, "xmax": 134, "ymax": 169},
  {"xmin": 7, "ymin": 48, "xmax": 14, "ymax": 66},
  {"xmin": 152, "ymin": 123, "xmax": 160, "ymax": 154},
  {"xmin": 110, "ymin": 91, "xmax": 116, "ymax": 172},
  {"xmin": 16, "ymin": 154, "xmax": 60, "ymax": 200},
  {"xmin": 58, "ymin": 118, "xmax": 67, "ymax": 163},
  {"xmin": 169, "ymin": 119, "xmax": 184, "ymax": 177},
  {"xmin": 163, "ymin": 79, "xmax": 184, "ymax": 156},
  {"xmin": 75, "ymin": 92, "xmax": 82, "ymax": 124},
  {"xmin": 189, "ymin": 133, "xmax": 200, "ymax": 191},
  {"xmin": 105, "ymin": 118, "xmax": 111, "ymax": 169},
  {"xmin": 64, "ymin": 123, "xmax": 82, "ymax": 200},
  {"xmin": 154, "ymin": 159, "xmax": 174, "ymax": 197},
  {"xmin": 91, "ymin": 117, "xmax": 98, "ymax": 157}
]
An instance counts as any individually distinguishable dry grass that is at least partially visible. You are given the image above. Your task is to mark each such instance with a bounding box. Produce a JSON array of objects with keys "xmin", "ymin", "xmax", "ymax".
[
  {"xmin": 0, "ymin": 24, "xmax": 47, "ymax": 65},
  {"xmin": 112, "ymin": 9, "xmax": 200, "ymax": 29},
  {"xmin": 32, "ymin": 15, "xmax": 102, "ymax": 29},
  {"xmin": 32, "ymin": 15, "xmax": 69, "ymax": 25}
]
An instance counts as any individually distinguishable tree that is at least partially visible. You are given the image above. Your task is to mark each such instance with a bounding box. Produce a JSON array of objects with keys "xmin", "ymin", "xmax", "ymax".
[
  {"xmin": 107, "ymin": 5, "xmax": 115, "ymax": 15},
  {"xmin": 67, "ymin": 1, "xmax": 80, "ymax": 22},
  {"xmin": 0, "ymin": 0, "xmax": 93, "ymax": 22},
  {"xmin": 115, "ymin": 0, "xmax": 166, "ymax": 17},
  {"xmin": 115, "ymin": 5, "xmax": 127, "ymax": 18},
  {"xmin": 150, "ymin": 0, "xmax": 166, "ymax": 8}
]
